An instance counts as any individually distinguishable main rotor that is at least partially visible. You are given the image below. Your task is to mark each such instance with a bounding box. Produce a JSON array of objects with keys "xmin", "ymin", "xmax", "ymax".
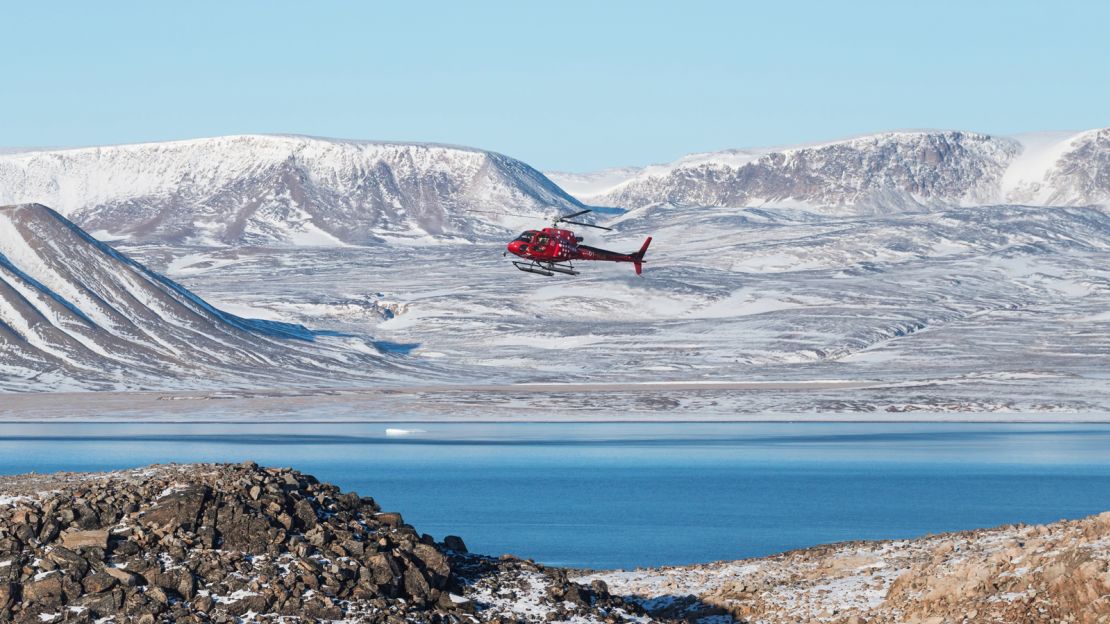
[{"xmin": 551, "ymin": 209, "xmax": 612, "ymax": 231}]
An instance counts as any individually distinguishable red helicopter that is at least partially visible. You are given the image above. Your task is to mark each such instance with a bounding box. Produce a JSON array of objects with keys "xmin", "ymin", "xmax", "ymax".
[{"xmin": 504, "ymin": 209, "xmax": 652, "ymax": 276}]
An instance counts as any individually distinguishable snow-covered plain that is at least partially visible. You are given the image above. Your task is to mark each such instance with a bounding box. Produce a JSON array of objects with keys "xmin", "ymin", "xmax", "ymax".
[{"xmin": 5, "ymin": 202, "xmax": 1090, "ymax": 420}]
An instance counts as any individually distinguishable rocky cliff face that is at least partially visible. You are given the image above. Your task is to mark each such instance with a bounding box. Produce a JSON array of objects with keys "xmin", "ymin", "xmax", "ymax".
[
  {"xmin": 0, "ymin": 464, "xmax": 641, "ymax": 624},
  {"xmin": 0, "ymin": 135, "xmax": 584, "ymax": 245},
  {"xmin": 552, "ymin": 129, "xmax": 1110, "ymax": 214}
]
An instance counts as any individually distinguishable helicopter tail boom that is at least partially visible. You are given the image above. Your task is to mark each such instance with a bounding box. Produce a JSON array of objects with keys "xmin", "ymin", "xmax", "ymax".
[{"xmin": 633, "ymin": 237, "xmax": 652, "ymax": 276}]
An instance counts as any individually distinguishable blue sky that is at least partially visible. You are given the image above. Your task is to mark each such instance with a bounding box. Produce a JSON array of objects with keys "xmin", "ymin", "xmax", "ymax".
[{"xmin": 1, "ymin": 0, "xmax": 1108, "ymax": 171}]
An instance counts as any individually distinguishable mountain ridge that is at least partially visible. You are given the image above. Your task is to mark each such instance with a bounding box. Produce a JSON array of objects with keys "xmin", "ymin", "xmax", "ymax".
[
  {"xmin": 0, "ymin": 135, "xmax": 584, "ymax": 246},
  {"xmin": 0, "ymin": 203, "xmax": 385, "ymax": 391},
  {"xmin": 548, "ymin": 128, "xmax": 1110, "ymax": 213}
]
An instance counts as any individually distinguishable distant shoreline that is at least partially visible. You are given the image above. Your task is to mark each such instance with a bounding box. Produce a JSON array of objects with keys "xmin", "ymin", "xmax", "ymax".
[{"xmin": 0, "ymin": 383, "xmax": 1107, "ymax": 423}]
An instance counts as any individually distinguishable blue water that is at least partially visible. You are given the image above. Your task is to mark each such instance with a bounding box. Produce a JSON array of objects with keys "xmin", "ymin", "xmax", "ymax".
[{"xmin": 1, "ymin": 422, "xmax": 1108, "ymax": 569}]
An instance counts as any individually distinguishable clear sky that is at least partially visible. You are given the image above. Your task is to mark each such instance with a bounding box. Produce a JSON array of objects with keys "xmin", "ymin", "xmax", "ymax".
[{"xmin": 2, "ymin": 0, "xmax": 1108, "ymax": 171}]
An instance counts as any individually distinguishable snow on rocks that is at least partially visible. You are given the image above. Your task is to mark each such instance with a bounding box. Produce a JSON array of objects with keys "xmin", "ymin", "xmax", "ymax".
[
  {"xmin": 553, "ymin": 128, "xmax": 1110, "ymax": 213},
  {"xmin": 579, "ymin": 514, "xmax": 1110, "ymax": 624},
  {"xmin": 0, "ymin": 463, "xmax": 653, "ymax": 624}
]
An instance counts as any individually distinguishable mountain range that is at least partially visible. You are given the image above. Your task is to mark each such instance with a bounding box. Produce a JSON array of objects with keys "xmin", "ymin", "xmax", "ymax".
[
  {"xmin": 549, "ymin": 129, "xmax": 1110, "ymax": 213},
  {"xmin": 0, "ymin": 129, "xmax": 1106, "ymax": 250},
  {"xmin": 0, "ymin": 135, "xmax": 583, "ymax": 246}
]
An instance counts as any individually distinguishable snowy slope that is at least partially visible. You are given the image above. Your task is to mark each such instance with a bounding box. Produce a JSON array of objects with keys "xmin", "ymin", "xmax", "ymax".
[
  {"xmin": 0, "ymin": 203, "xmax": 395, "ymax": 391},
  {"xmin": 0, "ymin": 135, "xmax": 584, "ymax": 245},
  {"xmin": 92, "ymin": 200, "xmax": 1109, "ymax": 414},
  {"xmin": 550, "ymin": 129, "xmax": 1110, "ymax": 213}
]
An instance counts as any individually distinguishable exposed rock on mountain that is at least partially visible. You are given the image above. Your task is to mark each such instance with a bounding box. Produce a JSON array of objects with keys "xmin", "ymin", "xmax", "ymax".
[
  {"xmin": 0, "ymin": 135, "xmax": 584, "ymax": 245},
  {"xmin": 0, "ymin": 203, "xmax": 383, "ymax": 391},
  {"xmin": 551, "ymin": 129, "xmax": 1110, "ymax": 213},
  {"xmin": 0, "ymin": 464, "xmax": 646, "ymax": 624}
]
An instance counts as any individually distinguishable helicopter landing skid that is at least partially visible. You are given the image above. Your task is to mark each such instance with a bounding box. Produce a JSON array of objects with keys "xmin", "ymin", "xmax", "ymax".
[{"xmin": 512, "ymin": 260, "xmax": 578, "ymax": 276}]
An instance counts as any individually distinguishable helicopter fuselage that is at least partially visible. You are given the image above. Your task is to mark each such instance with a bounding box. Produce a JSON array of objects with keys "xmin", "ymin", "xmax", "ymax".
[{"xmin": 506, "ymin": 227, "xmax": 651, "ymax": 275}]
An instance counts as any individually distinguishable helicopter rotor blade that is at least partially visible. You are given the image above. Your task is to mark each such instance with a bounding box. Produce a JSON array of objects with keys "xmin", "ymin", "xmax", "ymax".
[
  {"xmin": 560, "ymin": 220, "xmax": 613, "ymax": 231},
  {"xmin": 558, "ymin": 209, "xmax": 593, "ymax": 221},
  {"xmin": 468, "ymin": 209, "xmax": 544, "ymax": 219}
]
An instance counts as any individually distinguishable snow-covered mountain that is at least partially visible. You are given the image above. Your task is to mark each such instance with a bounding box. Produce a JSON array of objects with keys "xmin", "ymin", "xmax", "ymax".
[
  {"xmin": 0, "ymin": 203, "xmax": 390, "ymax": 391},
  {"xmin": 549, "ymin": 129, "xmax": 1110, "ymax": 213},
  {"xmin": 0, "ymin": 135, "xmax": 584, "ymax": 245}
]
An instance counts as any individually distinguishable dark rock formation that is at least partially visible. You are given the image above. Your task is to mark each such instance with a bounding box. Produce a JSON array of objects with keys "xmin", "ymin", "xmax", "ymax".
[{"xmin": 0, "ymin": 463, "xmax": 650, "ymax": 624}]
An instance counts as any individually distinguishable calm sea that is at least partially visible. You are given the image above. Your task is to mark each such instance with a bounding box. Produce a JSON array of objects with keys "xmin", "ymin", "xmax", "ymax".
[{"xmin": 1, "ymin": 422, "xmax": 1108, "ymax": 569}]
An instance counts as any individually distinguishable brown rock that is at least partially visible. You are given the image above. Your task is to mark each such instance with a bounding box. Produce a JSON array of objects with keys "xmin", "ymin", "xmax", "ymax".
[
  {"xmin": 104, "ymin": 567, "xmax": 142, "ymax": 587},
  {"xmin": 72, "ymin": 588, "xmax": 124, "ymax": 616},
  {"xmin": 82, "ymin": 572, "xmax": 118, "ymax": 594},
  {"xmin": 47, "ymin": 545, "xmax": 90, "ymax": 577},
  {"xmin": 403, "ymin": 567, "xmax": 431, "ymax": 603},
  {"xmin": 368, "ymin": 552, "xmax": 400, "ymax": 587},
  {"xmin": 61, "ymin": 529, "xmax": 109, "ymax": 550},
  {"xmin": 376, "ymin": 512, "xmax": 404, "ymax": 528},
  {"xmin": 443, "ymin": 535, "xmax": 467, "ymax": 553},
  {"xmin": 193, "ymin": 594, "xmax": 215, "ymax": 612},
  {"xmin": 146, "ymin": 585, "xmax": 171, "ymax": 604},
  {"xmin": 141, "ymin": 486, "xmax": 209, "ymax": 531},
  {"xmin": 23, "ymin": 573, "xmax": 64, "ymax": 604},
  {"xmin": 293, "ymin": 498, "xmax": 318, "ymax": 530},
  {"xmin": 0, "ymin": 582, "xmax": 14, "ymax": 610},
  {"xmin": 413, "ymin": 543, "xmax": 451, "ymax": 587}
]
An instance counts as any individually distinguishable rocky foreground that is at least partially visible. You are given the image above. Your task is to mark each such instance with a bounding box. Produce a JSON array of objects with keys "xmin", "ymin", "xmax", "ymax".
[
  {"xmin": 579, "ymin": 514, "xmax": 1110, "ymax": 624},
  {"xmin": 0, "ymin": 464, "xmax": 640, "ymax": 624},
  {"xmin": 1, "ymin": 465, "xmax": 1107, "ymax": 624}
]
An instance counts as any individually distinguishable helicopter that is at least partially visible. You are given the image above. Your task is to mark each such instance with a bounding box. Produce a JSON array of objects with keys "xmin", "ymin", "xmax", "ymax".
[{"xmin": 503, "ymin": 209, "xmax": 652, "ymax": 276}]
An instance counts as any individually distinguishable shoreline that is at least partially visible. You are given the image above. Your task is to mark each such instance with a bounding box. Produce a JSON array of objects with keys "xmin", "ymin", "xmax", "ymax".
[
  {"xmin": 2, "ymin": 382, "xmax": 1108, "ymax": 423},
  {"xmin": 1, "ymin": 463, "xmax": 1106, "ymax": 623}
]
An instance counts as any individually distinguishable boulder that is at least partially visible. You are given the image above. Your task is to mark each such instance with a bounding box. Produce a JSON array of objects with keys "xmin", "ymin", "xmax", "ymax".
[
  {"xmin": 82, "ymin": 572, "xmax": 118, "ymax": 594},
  {"xmin": 403, "ymin": 567, "xmax": 432, "ymax": 604},
  {"xmin": 443, "ymin": 535, "xmax": 468, "ymax": 553},
  {"xmin": 104, "ymin": 567, "xmax": 142, "ymax": 587},
  {"xmin": 413, "ymin": 543, "xmax": 451, "ymax": 588},
  {"xmin": 23, "ymin": 573, "xmax": 64, "ymax": 604},
  {"xmin": 47, "ymin": 545, "xmax": 90, "ymax": 576},
  {"xmin": 61, "ymin": 529, "xmax": 109, "ymax": 550},
  {"xmin": 0, "ymin": 581, "xmax": 15, "ymax": 610},
  {"xmin": 376, "ymin": 512, "xmax": 404, "ymax": 528},
  {"xmin": 368, "ymin": 552, "xmax": 401, "ymax": 588},
  {"xmin": 292, "ymin": 498, "xmax": 318, "ymax": 530},
  {"xmin": 141, "ymin": 486, "xmax": 209, "ymax": 531}
]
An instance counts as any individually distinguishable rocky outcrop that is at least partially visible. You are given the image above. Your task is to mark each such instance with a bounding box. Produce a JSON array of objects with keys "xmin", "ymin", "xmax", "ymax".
[
  {"xmin": 582, "ymin": 513, "xmax": 1110, "ymax": 624},
  {"xmin": 7, "ymin": 463, "xmax": 1105, "ymax": 624},
  {"xmin": 0, "ymin": 463, "xmax": 646, "ymax": 624}
]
